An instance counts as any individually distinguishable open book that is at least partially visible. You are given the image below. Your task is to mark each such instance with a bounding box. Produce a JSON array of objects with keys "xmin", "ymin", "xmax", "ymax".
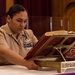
[{"xmin": 25, "ymin": 30, "xmax": 75, "ymax": 61}]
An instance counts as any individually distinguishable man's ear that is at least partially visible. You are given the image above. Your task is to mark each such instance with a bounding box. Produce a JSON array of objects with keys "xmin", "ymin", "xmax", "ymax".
[{"xmin": 6, "ymin": 15, "xmax": 11, "ymax": 22}]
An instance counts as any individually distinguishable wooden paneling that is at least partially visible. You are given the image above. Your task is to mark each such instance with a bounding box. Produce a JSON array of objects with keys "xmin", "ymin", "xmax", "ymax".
[
  {"xmin": 6, "ymin": 0, "xmax": 14, "ymax": 12},
  {"xmin": 64, "ymin": 2, "xmax": 75, "ymax": 31},
  {"xmin": 50, "ymin": 0, "xmax": 75, "ymax": 32}
]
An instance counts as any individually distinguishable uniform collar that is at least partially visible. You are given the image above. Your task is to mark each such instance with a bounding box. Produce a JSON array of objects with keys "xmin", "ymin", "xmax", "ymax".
[{"xmin": 1, "ymin": 23, "xmax": 25, "ymax": 39}]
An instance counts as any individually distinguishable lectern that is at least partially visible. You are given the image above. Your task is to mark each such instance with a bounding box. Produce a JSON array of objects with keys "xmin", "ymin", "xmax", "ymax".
[{"xmin": 25, "ymin": 30, "xmax": 75, "ymax": 73}]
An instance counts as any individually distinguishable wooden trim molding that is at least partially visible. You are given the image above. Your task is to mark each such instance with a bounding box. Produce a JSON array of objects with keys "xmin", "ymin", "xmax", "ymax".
[{"xmin": 6, "ymin": 0, "xmax": 14, "ymax": 12}]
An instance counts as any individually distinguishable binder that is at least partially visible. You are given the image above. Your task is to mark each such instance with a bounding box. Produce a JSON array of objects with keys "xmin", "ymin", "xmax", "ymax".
[{"xmin": 25, "ymin": 30, "xmax": 75, "ymax": 61}]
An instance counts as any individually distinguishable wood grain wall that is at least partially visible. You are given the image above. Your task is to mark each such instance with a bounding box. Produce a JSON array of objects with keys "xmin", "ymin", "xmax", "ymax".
[{"xmin": 6, "ymin": 0, "xmax": 14, "ymax": 12}]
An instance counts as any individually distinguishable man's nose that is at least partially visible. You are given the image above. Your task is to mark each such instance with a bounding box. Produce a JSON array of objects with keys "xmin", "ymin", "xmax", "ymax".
[{"xmin": 20, "ymin": 22, "xmax": 26, "ymax": 27}]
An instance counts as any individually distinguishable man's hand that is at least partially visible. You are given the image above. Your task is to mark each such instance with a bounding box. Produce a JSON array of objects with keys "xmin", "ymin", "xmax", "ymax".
[{"xmin": 24, "ymin": 58, "xmax": 41, "ymax": 70}]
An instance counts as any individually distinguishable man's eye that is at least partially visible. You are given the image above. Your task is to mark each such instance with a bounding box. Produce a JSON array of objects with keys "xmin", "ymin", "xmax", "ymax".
[
  {"xmin": 16, "ymin": 20, "xmax": 22, "ymax": 22},
  {"xmin": 24, "ymin": 20, "xmax": 27, "ymax": 23}
]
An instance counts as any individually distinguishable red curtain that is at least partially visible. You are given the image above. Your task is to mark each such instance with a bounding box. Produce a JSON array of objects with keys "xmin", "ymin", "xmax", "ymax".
[
  {"xmin": 14, "ymin": 0, "xmax": 52, "ymax": 16},
  {"xmin": 14, "ymin": 0, "xmax": 52, "ymax": 38},
  {"xmin": 0, "ymin": 0, "xmax": 6, "ymax": 26}
]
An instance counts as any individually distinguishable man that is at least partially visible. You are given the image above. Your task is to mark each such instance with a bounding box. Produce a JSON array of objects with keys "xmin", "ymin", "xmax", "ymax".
[{"xmin": 0, "ymin": 4, "xmax": 40, "ymax": 70}]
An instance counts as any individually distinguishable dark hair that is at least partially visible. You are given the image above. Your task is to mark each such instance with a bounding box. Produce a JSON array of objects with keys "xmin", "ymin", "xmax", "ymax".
[{"xmin": 6, "ymin": 4, "xmax": 27, "ymax": 18}]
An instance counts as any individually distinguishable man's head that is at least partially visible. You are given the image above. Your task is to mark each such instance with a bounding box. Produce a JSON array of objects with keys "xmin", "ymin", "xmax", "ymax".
[
  {"xmin": 6, "ymin": 4, "xmax": 27, "ymax": 19},
  {"xmin": 6, "ymin": 4, "xmax": 28, "ymax": 34}
]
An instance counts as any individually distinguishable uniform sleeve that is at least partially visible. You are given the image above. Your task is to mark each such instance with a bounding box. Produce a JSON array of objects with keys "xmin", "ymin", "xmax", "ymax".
[{"xmin": 0, "ymin": 30, "xmax": 9, "ymax": 49}]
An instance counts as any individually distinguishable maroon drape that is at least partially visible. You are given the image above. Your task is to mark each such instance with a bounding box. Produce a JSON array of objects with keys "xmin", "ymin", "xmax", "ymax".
[
  {"xmin": 0, "ymin": 0, "xmax": 6, "ymax": 26},
  {"xmin": 14, "ymin": 0, "xmax": 52, "ymax": 38},
  {"xmin": 14, "ymin": 0, "xmax": 52, "ymax": 16}
]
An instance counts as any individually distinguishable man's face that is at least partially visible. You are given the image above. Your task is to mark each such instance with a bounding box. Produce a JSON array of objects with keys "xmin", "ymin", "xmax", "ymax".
[{"xmin": 7, "ymin": 11, "xmax": 28, "ymax": 34}]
